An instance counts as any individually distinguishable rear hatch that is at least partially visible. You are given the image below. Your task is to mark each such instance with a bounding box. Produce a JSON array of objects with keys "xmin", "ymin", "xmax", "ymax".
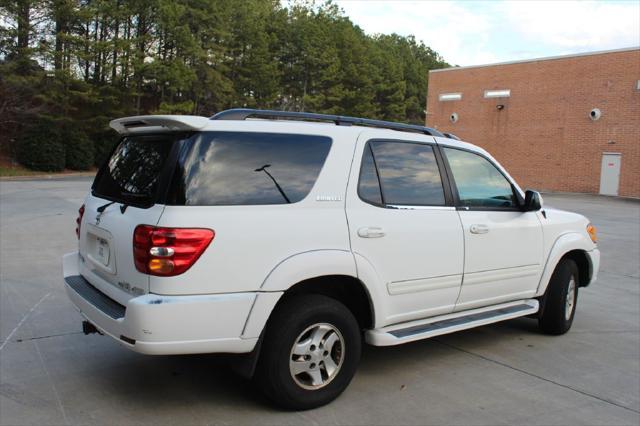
[
  {"xmin": 78, "ymin": 133, "xmax": 187, "ymax": 305},
  {"xmin": 79, "ymin": 121, "xmax": 340, "ymax": 303}
]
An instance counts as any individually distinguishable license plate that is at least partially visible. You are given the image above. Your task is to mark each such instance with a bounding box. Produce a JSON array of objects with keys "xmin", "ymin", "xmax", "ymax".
[{"xmin": 96, "ymin": 238, "xmax": 110, "ymax": 265}]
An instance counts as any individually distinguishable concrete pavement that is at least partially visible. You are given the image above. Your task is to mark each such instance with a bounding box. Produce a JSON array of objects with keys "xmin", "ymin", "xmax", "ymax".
[{"xmin": 1, "ymin": 178, "xmax": 638, "ymax": 425}]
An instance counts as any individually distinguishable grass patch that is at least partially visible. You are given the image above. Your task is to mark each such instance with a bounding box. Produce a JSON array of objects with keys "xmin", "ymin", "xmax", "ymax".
[
  {"xmin": 0, "ymin": 165, "xmax": 48, "ymax": 177},
  {"xmin": 0, "ymin": 164, "xmax": 96, "ymax": 178}
]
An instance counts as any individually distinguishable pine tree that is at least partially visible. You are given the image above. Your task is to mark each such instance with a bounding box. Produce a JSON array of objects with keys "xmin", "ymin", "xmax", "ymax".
[{"xmin": 0, "ymin": 0, "xmax": 450, "ymax": 171}]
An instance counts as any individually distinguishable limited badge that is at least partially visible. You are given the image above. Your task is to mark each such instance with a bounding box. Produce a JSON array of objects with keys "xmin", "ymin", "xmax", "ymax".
[{"xmin": 316, "ymin": 195, "xmax": 342, "ymax": 202}]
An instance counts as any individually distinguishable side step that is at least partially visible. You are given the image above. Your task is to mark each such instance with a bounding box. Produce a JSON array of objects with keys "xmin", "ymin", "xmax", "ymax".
[{"xmin": 366, "ymin": 299, "xmax": 539, "ymax": 346}]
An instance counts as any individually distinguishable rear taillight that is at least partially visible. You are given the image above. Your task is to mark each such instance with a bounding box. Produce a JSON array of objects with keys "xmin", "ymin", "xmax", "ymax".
[
  {"xmin": 75, "ymin": 204, "xmax": 85, "ymax": 239},
  {"xmin": 133, "ymin": 225, "xmax": 215, "ymax": 276}
]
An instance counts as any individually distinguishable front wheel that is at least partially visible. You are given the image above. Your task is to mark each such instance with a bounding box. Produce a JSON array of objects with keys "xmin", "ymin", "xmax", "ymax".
[
  {"xmin": 254, "ymin": 294, "xmax": 361, "ymax": 410},
  {"xmin": 538, "ymin": 259, "xmax": 579, "ymax": 335}
]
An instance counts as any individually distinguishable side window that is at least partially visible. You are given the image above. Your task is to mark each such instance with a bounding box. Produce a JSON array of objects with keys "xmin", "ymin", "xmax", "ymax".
[
  {"xmin": 167, "ymin": 132, "xmax": 332, "ymax": 205},
  {"xmin": 358, "ymin": 140, "xmax": 446, "ymax": 206},
  {"xmin": 443, "ymin": 147, "xmax": 517, "ymax": 209}
]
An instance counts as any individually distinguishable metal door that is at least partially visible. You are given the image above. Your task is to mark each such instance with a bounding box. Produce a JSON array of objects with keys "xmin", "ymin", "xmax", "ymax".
[
  {"xmin": 345, "ymin": 132, "xmax": 464, "ymax": 326},
  {"xmin": 599, "ymin": 153, "xmax": 621, "ymax": 196}
]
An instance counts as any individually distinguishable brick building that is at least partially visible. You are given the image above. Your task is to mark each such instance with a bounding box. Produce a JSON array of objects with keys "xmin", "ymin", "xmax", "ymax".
[{"xmin": 426, "ymin": 47, "xmax": 639, "ymax": 198}]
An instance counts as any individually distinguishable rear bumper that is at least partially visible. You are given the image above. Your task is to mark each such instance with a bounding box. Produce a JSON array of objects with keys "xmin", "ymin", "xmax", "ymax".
[{"xmin": 63, "ymin": 252, "xmax": 263, "ymax": 355}]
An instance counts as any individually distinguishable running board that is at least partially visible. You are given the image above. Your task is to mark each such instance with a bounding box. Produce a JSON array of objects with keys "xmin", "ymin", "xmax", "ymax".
[{"xmin": 366, "ymin": 299, "xmax": 539, "ymax": 346}]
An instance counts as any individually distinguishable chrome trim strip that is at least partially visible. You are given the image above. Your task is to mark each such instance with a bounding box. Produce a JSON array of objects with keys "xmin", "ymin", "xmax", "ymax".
[{"xmin": 387, "ymin": 205, "xmax": 456, "ymax": 211}]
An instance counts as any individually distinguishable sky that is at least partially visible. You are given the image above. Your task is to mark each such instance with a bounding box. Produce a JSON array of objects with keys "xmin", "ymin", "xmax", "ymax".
[{"xmin": 332, "ymin": 0, "xmax": 640, "ymax": 66}]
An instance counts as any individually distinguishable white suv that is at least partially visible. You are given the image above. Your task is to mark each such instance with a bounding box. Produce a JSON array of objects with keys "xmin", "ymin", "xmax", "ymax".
[{"xmin": 63, "ymin": 109, "xmax": 600, "ymax": 409}]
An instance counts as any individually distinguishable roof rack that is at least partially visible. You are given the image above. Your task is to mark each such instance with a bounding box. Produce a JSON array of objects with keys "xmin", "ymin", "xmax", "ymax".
[
  {"xmin": 211, "ymin": 108, "xmax": 446, "ymax": 138},
  {"xmin": 442, "ymin": 132, "xmax": 461, "ymax": 141}
]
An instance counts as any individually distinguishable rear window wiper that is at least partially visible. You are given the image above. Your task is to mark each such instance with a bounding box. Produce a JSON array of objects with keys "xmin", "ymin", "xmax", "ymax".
[
  {"xmin": 118, "ymin": 191, "xmax": 151, "ymax": 213},
  {"xmin": 97, "ymin": 200, "xmax": 116, "ymax": 213}
]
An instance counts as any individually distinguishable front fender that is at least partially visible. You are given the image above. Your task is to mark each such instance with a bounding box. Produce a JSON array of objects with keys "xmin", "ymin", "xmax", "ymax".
[{"xmin": 536, "ymin": 232, "xmax": 595, "ymax": 296}]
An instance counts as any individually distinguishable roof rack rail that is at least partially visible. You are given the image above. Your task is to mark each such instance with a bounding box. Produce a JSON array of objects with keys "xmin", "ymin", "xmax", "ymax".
[
  {"xmin": 442, "ymin": 132, "xmax": 461, "ymax": 141},
  {"xmin": 211, "ymin": 108, "xmax": 446, "ymax": 138}
]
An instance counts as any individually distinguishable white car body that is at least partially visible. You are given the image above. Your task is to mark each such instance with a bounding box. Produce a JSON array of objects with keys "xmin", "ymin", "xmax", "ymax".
[{"xmin": 63, "ymin": 113, "xmax": 600, "ymax": 357}]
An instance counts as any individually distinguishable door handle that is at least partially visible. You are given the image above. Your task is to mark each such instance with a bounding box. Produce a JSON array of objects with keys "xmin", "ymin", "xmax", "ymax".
[
  {"xmin": 358, "ymin": 227, "xmax": 386, "ymax": 238},
  {"xmin": 470, "ymin": 224, "xmax": 489, "ymax": 234}
]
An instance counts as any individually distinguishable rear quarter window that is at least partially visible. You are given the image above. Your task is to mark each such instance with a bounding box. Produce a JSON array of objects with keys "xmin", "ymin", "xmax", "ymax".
[
  {"xmin": 167, "ymin": 132, "xmax": 332, "ymax": 205},
  {"xmin": 92, "ymin": 134, "xmax": 178, "ymax": 206}
]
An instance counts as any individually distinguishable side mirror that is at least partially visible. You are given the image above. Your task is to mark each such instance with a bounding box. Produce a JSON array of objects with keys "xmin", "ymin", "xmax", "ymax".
[{"xmin": 523, "ymin": 190, "xmax": 543, "ymax": 212}]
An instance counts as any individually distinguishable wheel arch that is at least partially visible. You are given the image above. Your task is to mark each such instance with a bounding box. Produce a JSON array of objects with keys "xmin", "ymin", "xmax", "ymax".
[
  {"xmin": 562, "ymin": 250, "xmax": 592, "ymax": 288},
  {"xmin": 243, "ymin": 250, "xmax": 380, "ymax": 340},
  {"xmin": 233, "ymin": 250, "xmax": 377, "ymax": 379},
  {"xmin": 278, "ymin": 274, "xmax": 375, "ymax": 330},
  {"xmin": 537, "ymin": 232, "xmax": 595, "ymax": 296}
]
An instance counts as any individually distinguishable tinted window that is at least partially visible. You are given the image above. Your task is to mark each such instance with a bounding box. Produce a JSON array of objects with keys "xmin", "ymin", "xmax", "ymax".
[
  {"xmin": 168, "ymin": 132, "xmax": 332, "ymax": 205},
  {"xmin": 443, "ymin": 148, "xmax": 517, "ymax": 209},
  {"xmin": 358, "ymin": 144, "xmax": 383, "ymax": 204},
  {"xmin": 360, "ymin": 141, "xmax": 445, "ymax": 206},
  {"xmin": 93, "ymin": 134, "xmax": 176, "ymax": 205}
]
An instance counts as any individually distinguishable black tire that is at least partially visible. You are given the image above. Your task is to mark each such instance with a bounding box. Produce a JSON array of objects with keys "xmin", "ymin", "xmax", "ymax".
[
  {"xmin": 254, "ymin": 294, "xmax": 361, "ymax": 410},
  {"xmin": 538, "ymin": 259, "xmax": 579, "ymax": 335}
]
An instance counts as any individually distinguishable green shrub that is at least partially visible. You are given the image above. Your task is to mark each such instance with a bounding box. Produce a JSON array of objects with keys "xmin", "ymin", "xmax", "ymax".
[
  {"xmin": 62, "ymin": 126, "xmax": 95, "ymax": 170},
  {"xmin": 92, "ymin": 129, "xmax": 120, "ymax": 167},
  {"xmin": 16, "ymin": 119, "xmax": 66, "ymax": 172}
]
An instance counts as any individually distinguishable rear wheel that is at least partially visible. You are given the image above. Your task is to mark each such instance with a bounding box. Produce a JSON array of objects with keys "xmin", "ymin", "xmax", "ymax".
[
  {"xmin": 538, "ymin": 259, "xmax": 579, "ymax": 335},
  {"xmin": 255, "ymin": 294, "xmax": 361, "ymax": 410}
]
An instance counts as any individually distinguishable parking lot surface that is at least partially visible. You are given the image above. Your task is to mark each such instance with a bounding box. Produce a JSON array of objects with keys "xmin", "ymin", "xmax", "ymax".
[{"xmin": 1, "ymin": 177, "xmax": 638, "ymax": 425}]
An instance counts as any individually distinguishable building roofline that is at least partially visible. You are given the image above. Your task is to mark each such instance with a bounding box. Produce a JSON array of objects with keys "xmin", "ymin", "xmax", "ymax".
[{"xmin": 429, "ymin": 46, "xmax": 640, "ymax": 73}]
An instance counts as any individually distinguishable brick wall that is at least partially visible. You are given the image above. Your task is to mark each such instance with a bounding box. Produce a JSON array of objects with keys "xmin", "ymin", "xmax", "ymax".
[{"xmin": 426, "ymin": 48, "xmax": 640, "ymax": 198}]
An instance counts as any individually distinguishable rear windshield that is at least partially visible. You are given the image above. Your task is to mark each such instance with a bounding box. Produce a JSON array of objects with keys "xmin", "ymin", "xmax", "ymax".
[
  {"xmin": 92, "ymin": 134, "xmax": 179, "ymax": 206},
  {"xmin": 167, "ymin": 132, "xmax": 332, "ymax": 205}
]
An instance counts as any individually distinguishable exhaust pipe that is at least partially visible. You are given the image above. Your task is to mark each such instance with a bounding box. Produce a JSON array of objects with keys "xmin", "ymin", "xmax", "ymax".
[{"xmin": 82, "ymin": 320, "xmax": 101, "ymax": 335}]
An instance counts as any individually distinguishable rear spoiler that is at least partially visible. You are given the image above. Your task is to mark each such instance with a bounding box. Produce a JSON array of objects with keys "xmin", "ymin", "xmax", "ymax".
[{"xmin": 109, "ymin": 115, "xmax": 210, "ymax": 134}]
